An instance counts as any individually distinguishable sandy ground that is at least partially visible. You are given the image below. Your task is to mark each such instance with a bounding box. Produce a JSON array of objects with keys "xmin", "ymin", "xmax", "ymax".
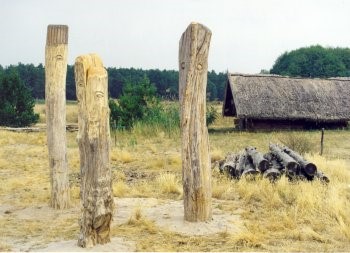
[
  {"xmin": 115, "ymin": 198, "xmax": 243, "ymax": 236},
  {"xmin": 34, "ymin": 238, "xmax": 135, "ymax": 252},
  {"xmin": 2, "ymin": 197, "xmax": 243, "ymax": 252}
]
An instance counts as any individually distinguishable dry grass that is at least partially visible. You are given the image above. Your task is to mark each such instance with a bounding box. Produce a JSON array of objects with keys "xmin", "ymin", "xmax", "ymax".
[
  {"xmin": 113, "ymin": 181, "xmax": 130, "ymax": 197},
  {"xmin": 111, "ymin": 148, "xmax": 135, "ymax": 163},
  {"xmin": 1, "ymin": 101, "xmax": 350, "ymax": 251},
  {"xmin": 34, "ymin": 101, "xmax": 78, "ymax": 124},
  {"xmin": 155, "ymin": 173, "xmax": 182, "ymax": 195}
]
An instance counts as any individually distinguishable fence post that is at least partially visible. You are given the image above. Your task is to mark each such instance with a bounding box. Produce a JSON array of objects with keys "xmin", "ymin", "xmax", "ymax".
[{"xmin": 320, "ymin": 128, "xmax": 325, "ymax": 156}]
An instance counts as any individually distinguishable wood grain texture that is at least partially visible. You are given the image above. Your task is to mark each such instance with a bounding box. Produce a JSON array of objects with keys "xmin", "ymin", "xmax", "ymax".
[
  {"xmin": 179, "ymin": 23, "xmax": 212, "ymax": 222},
  {"xmin": 75, "ymin": 54, "xmax": 113, "ymax": 248},
  {"xmin": 45, "ymin": 25, "xmax": 70, "ymax": 209},
  {"xmin": 46, "ymin": 25, "xmax": 68, "ymax": 45}
]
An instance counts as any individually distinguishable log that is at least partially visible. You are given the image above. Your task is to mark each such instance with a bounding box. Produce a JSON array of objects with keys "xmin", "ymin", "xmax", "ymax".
[
  {"xmin": 179, "ymin": 22, "xmax": 212, "ymax": 222},
  {"xmin": 236, "ymin": 151, "xmax": 259, "ymax": 178},
  {"xmin": 75, "ymin": 54, "xmax": 113, "ymax": 248},
  {"xmin": 45, "ymin": 25, "xmax": 70, "ymax": 209},
  {"xmin": 315, "ymin": 171, "xmax": 330, "ymax": 183},
  {"xmin": 263, "ymin": 168, "xmax": 281, "ymax": 182},
  {"xmin": 264, "ymin": 153, "xmax": 284, "ymax": 181},
  {"xmin": 281, "ymin": 146, "xmax": 317, "ymax": 176},
  {"xmin": 264, "ymin": 152, "xmax": 284, "ymax": 172},
  {"xmin": 0, "ymin": 127, "xmax": 41, "ymax": 132},
  {"xmin": 236, "ymin": 152, "xmax": 248, "ymax": 176},
  {"xmin": 269, "ymin": 144, "xmax": 299, "ymax": 177},
  {"xmin": 220, "ymin": 153, "xmax": 239, "ymax": 178},
  {"xmin": 245, "ymin": 146, "xmax": 269, "ymax": 172},
  {"xmin": 241, "ymin": 159, "xmax": 259, "ymax": 178}
]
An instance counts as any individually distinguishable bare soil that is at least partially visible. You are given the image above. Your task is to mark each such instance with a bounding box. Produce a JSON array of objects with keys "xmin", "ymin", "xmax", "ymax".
[{"xmin": 2, "ymin": 197, "xmax": 243, "ymax": 251}]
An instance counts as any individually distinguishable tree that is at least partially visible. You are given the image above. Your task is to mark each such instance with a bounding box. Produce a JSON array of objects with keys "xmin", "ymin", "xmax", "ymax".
[
  {"xmin": 271, "ymin": 45, "xmax": 350, "ymax": 78},
  {"xmin": 0, "ymin": 68, "xmax": 39, "ymax": 127},
  {"xmin": 109, "ymin": 76, "xmax": 158, "ymax": 129}
]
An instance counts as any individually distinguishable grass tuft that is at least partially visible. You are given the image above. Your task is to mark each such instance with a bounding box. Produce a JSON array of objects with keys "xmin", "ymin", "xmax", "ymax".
[
  {"xmin": 155, "ymin": 173, "xmax": 182, "ymax": 195},
  {"xmin": 111, "ymin": 149, "xmax": 135, "ymax": 163},
  {"xmin": 113, "ymin": 181, "xmax": 130, "ymax": 197}
]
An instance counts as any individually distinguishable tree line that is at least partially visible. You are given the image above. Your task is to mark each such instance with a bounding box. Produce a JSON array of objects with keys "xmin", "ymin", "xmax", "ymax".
[
  {"xmin": 270, "ymin": 45, "xmax": 350, "ymax": 78},
  {"xmin": 0, "ymin": 63, "xmax": 227, "ymax": 101}
]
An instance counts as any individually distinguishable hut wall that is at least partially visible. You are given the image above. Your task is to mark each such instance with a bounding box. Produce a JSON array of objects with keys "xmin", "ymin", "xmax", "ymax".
[{"xmin": 234, "ymin": 118, "xmax": 348, "ymax": 130}]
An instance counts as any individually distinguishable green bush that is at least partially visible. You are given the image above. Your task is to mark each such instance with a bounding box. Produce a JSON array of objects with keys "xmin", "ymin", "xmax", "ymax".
[
  {"xmin": 109, "ymin": 76, "xmax": 159, "ymax": 130},
  {"xmin": 109, "ymin": 76, "xmax": 218, "ymax": 134},
  {"xmin": 0, "ymin": 68, "xmax": 39, "ymax": 127},
  {"xmin": 135, "ymin": 103, "xmax": 180, "ymax": 137},
  {"xmin": 206, "ymin": 105, "xmax": 218, "ymax": 126}
]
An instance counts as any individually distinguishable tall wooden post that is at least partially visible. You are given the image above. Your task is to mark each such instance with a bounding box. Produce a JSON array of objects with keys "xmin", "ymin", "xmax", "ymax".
[
  {"xmin": 179, "ymin": 22, "xmax": 212, "ymax": 222},
  {"xmin": 75, "ymin": 54, "xmax": 113, "ymax": 248},
  {"xmin": 45, "ymin": 25, "xmax": 70, "ymax": 209}
]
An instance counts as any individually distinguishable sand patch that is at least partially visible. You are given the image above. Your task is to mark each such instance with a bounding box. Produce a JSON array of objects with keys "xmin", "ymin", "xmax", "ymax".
[
  {"xmin": 34, "ymin": 238, "xmax": 135, "ymax": 252},
  {"xmin": 14, "ymin": 204, "xmax": 79, "ymax": 220},
  {"xmin": 115, "ymin": 197, "xmax": 243, "ymax": 236},
  {"xmin": 4, "ymin": 197, "xmax": 242, "ymax": 251}
]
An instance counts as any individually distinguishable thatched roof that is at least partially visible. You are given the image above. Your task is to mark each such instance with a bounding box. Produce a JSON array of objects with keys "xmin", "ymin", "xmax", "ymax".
[{"xmin": 223, "ymin": 73, "xmax": 350, "ymax": 122}]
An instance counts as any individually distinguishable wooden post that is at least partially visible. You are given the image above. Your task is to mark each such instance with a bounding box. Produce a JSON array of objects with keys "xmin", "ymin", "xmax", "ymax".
[
  {"xmin": 320, "ymin": 128, "xmax": 324, "ymax": 156},
  {"xmin": 45, "ymin": 25, "xmax": 70, "ymax": 209},
  {"xmin": 75, "ymin": 54, "xmax": 113, "ymax": 248},
  {"xmin": 179, "ymin": 22, "xmax": 212, "ymax": 222},
  {"xmin": 113, "ymin": 120, "xmax": 117, "ymax": 147}
]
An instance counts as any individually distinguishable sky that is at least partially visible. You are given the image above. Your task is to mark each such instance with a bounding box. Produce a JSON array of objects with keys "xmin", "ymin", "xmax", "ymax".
[{"xmin": 1, "ymin": 0, "xmax": 349, "ymax": 73}]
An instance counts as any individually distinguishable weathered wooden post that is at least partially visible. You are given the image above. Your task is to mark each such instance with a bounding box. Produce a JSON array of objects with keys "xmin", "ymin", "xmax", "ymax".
[
  {"xmin": 179, "ymin": 22, "xmax": 212, "ymax": 222},
  {"xmin": 45, "ymin": 25, "xmax": 70, "ymax": 209},
  {"xmin": 320, "ymin": 128, "xmax": 324, "ymax": 155},
  {"xmin": 75, "ymin": 54, "xmax": 113, "ymax": 248}
]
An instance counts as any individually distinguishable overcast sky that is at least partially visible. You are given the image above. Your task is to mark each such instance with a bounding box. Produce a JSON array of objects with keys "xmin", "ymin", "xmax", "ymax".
[{"xmin": 1, "ymin": 0, "xmax": 349, "ymax": 73}]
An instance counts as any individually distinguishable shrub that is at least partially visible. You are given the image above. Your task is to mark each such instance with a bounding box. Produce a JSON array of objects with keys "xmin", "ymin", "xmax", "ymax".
[
  {"xmin": 110, "ymin": 76, "xmax": 218, "ymax": 134},
  {"xmin": 206, "ymin": 105, "xmax": 218, "ymax": 126},
  {"xmin": 0, "ymin": 68, "xmax": 39, "ymax": 127},
  {"xmin": 277, "ymin": 132, "xmax": 314, "ymax": 154},
  {"xmin": 109, "ymin": 76, "xmax": 158, "ymax": 130}
]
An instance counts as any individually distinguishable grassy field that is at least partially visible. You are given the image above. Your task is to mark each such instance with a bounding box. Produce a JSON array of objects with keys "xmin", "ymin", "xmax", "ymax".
[{"xmin": 0, "ymin": 102, "xmax": 349, "ymax": 251}]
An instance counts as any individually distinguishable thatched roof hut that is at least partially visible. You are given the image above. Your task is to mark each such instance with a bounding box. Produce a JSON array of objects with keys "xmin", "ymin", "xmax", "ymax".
[{"xmin": 223, "ymin": 73, "xmax": 350, "ymax": 129}]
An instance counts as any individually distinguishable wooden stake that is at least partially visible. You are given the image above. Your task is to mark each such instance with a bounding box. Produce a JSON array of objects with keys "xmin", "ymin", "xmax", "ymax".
[
  {"xmin": 75, "ymin": 54, "xmax": 113, "ymax": 248},
  {"xmin": 114, "ymin": 120, "xmax": 117, "ymax": 147},
  {"xmin": 320, "ymin": 128, "xmax": 324, "ymax": 156},
  {"xmin": 45, "ymin": 25, "xmax": 70, "ymax": 209},
  {"xmin": 179, "ymin": 22, "xmax": 212, "ymax": 222}
]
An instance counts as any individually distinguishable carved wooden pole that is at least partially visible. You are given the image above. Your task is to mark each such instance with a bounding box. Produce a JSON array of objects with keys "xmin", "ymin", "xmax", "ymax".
[
  {"xmin": 75, "ymin": 54, "xmax": 113, "ymax": 248},
  {"xmin": 179, "ymin": 22, "xmax": 212, "ymax": 222},
  {"xmin": 45, "ymin": 25, "xmax": 70, "ymax": 209}
]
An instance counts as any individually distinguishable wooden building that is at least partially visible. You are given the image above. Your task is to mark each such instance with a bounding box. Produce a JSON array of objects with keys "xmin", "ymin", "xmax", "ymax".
[{"xmin": 222, "ymin": 73, "xmax": 350, "ymax": 130}]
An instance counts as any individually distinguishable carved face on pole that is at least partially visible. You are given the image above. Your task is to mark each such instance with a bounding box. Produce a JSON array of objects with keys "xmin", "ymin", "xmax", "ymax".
[
  {"xmin": 86, "ymin": 67, "xmax": 108, "ymax": 140},
  {"xmin": 75, "ymin": 54, "xmax": 107, "ymax": 141},
  {"xmin": 75, "ymin": 62, "xmax": 87, "ymax": 106}
]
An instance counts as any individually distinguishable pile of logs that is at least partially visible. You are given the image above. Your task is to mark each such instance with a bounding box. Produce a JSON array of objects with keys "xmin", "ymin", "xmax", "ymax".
[{"xmin": 219, "ymin": 144, "xmax": 329, "ymax": 183}]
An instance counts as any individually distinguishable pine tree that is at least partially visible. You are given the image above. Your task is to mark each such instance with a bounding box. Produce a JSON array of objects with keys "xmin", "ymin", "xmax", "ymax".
[{"xmin": 0, "ymin": 68, "xmax": 39, "ymax": 127}]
